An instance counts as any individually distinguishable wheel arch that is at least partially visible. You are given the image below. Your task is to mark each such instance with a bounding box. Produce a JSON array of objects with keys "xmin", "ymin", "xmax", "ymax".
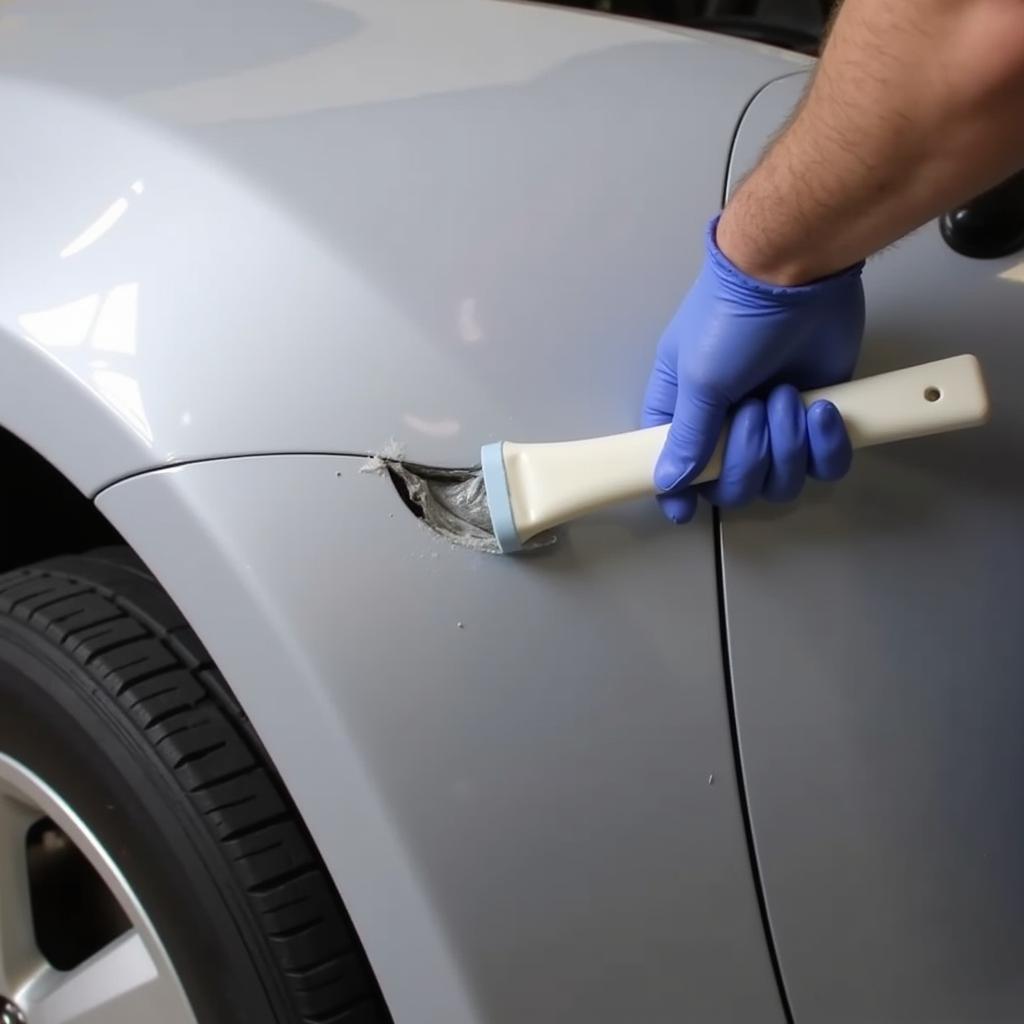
[{"xmin": 0, "ymin": 427, "xmax": 405, "ymax": 1018}]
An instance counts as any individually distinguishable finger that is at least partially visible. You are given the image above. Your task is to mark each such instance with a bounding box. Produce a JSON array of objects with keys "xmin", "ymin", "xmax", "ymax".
[
  {"xmin": 763, "ymin": 384, "xmax": 808, "ymax": 503},
  {"xmin": 642, "ymin": 358, "xmax": 677, "ymax": 428},
  {"xmin": 807, "ymin": 400, "xmax": 852, "ymax": 481},
  {"xmin": 654, "ymin": 385, "xmax": 729, "ymax": 493},
  {"xmin": 699, "ymin": 398, "xmax": 770, "ymax": 507},
  {"xmin": 656, "ymin": 490, "xmax": 699, "ymax": 525}
]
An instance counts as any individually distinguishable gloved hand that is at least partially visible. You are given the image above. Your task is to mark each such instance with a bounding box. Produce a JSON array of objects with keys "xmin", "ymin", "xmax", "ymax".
[{"xmin": 642, "ymin": 216, "xmax": 865, "ymax": 523}]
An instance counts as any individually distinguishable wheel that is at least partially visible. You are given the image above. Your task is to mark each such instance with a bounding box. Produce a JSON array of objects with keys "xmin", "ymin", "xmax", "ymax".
[{"xmin": 0, "ymin": 547, "xmax": 390, "ymax": 1024}]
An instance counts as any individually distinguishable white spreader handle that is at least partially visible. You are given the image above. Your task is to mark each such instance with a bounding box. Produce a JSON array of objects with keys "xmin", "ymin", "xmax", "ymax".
[{"xmin": 503, "ymin": 354, "xmax": 989, "ymax": 543}]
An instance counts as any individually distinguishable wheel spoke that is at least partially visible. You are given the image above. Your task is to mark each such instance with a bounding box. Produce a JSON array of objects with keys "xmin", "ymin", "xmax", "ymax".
[
  {"xmin": 0, "ymin": 791, "xmax": 46, "ymax": 998},
  {"xmin": 24, "ymin": 930, "xmax": 192, "ymax": 1024}
]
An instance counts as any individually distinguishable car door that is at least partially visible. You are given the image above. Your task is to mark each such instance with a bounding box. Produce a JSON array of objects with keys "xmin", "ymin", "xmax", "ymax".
[{"xmin": 723, "ymin": 74, "xmax": 1024, "ymax": 1023}]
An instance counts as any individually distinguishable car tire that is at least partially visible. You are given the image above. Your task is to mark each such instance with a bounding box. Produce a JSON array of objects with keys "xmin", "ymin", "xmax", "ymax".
[{"xmin": 0, "ymin": 546, "xmax": 390, "ymax": 1024}]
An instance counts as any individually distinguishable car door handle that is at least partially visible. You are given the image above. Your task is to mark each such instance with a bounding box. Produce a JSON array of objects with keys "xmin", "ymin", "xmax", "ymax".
[{"xmin": 940, "ymin": 170, "xmax": 1024, "ymax": 259}]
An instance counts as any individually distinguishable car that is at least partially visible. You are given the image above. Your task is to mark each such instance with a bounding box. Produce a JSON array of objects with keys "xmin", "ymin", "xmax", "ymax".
[{"xmin": 0, "ymin": 2, "xmax": 1021, "ymax": 1023}]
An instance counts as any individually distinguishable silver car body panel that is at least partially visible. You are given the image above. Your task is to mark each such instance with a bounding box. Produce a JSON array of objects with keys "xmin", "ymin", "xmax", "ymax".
[
  {"xmin": 0, "ymin": 0, "xmax": 803, "ymax": 493},
  {"xmin": 725, "ymin": 74, "xmax": 1024, "ymax": 1023},
  {"xmin": 19, "ymin": 2, "xmax": 1019, "ymax": 1021},
  {"xmin": 98, "ymin": 455, "xmax": 784, "ymax": 1024},
  {"xmin": 4, "ymin": 9, "xmax": 807, "ymax": 1015}
]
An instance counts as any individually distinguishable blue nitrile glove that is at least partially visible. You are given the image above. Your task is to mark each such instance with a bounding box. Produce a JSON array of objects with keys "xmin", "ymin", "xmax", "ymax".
[{"xmin": 642, "ymin": 216, "xmax": 865, "ymax": 523}]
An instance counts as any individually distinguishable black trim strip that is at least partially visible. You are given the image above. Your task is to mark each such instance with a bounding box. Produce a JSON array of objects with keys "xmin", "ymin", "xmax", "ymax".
[{"xmin": 713, "ymin": 508, "xmax": 795, "ymax": 1024}]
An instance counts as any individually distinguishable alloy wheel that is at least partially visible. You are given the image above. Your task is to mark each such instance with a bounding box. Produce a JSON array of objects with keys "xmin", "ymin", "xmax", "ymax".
[{"xmin": 0, "ymin": 753, "xmax": 196, "ymax": 1024}]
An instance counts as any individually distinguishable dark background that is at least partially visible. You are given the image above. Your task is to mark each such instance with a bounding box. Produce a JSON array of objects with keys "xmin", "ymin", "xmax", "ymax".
[{"xmin": 534, "ymin": 0, "xmax": 839, "ymax": 54}]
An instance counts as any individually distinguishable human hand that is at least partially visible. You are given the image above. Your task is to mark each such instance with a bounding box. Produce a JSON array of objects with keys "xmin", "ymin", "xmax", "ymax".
[{"xmin": 642, "ymin": 217, "xmax": 865, "ymax": 523}]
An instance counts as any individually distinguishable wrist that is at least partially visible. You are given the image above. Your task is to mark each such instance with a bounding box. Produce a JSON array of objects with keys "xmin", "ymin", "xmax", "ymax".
[
  {"xmin": 716, "ymin": 205, "xmax": 819, "ymax": 286},
  {"xmin": 705, "ymin": 215, "xmax": 863, "ymax": 298}
]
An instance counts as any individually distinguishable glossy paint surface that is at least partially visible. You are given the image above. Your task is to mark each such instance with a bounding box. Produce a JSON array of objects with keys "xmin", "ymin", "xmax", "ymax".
[
  {"xmin": 98, "ymin": 455, "xmax": 785, "ymax": 1024},
  {"xmin": 724, "ymin": 74, "xmax": 1024, "ymax": 1023},
  {"xmin": 2, "ymin": 3, "xmax": 811, "ymax": 1019},
  {"xmin": 0, "ymin": 0, "xmax": 802, "ymax": 492}
]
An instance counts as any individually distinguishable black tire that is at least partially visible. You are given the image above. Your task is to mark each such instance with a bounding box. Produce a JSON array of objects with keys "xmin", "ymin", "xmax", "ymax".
[{"xmin": 0, "ymin": 546, "xmax": 391, "ymax": 1024}]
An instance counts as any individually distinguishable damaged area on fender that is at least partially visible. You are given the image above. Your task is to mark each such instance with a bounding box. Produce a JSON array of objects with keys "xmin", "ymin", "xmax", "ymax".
[
  {"xmin": 387, "ymin": 461, "xmax": 500, "ymax": 553},
  {"xmin": 360, "ymin": 447, "xmax": 551, "ymax": 554}
]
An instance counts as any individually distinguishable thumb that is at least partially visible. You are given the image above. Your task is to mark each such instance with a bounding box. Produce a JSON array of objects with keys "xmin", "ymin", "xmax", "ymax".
[{"xmin": 655, "ymin": 386, "xmax": 728, "ymax": 492}]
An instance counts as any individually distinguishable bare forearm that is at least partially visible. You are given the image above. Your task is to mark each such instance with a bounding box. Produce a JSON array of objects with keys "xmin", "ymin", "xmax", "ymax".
[{"xmin": 718, "ymin": 0, "xmax": 1024, "ymax": 284}]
